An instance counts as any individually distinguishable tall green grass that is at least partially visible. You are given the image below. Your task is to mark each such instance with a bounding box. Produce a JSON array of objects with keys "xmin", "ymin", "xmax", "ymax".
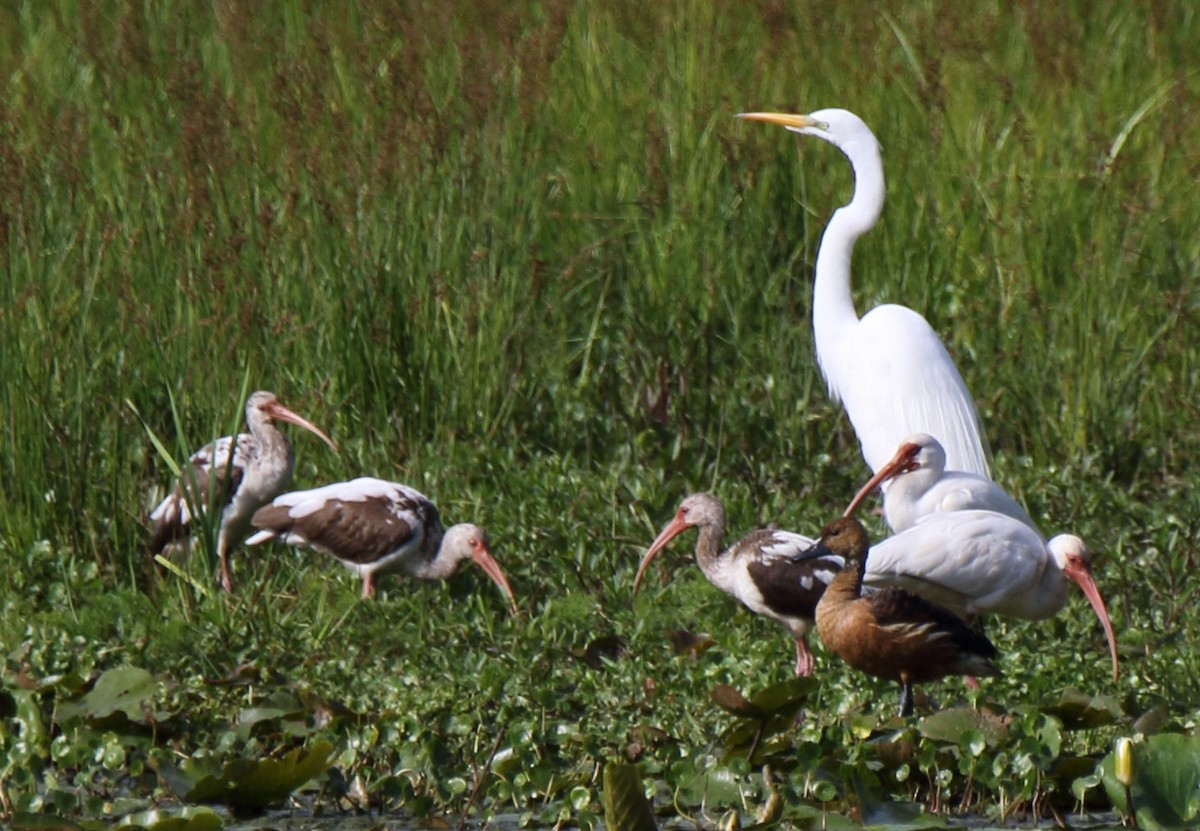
[{"xmin": 1, "ymin": 0, "xmax": 1197, "ymax": 822}]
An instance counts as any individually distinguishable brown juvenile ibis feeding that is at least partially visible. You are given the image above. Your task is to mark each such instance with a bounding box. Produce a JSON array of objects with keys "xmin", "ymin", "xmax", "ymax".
[
  {"xmin": 245, "ymin": 477, "xmax": 518, "ymax": 613},
  {"xmin": 148, "ymin": 390, "xmax": 338, "ymax": 593},
  {"xmin": 846, "ymin": 437, "xmax": 1120, "ymax": 682},
  {"xmin": 805, "ymin": 516, "xmax": 1001, "ymax": 717},
  {"xmin": 634, "ymin": 492, "xmax": 843, "ymax": 677}
]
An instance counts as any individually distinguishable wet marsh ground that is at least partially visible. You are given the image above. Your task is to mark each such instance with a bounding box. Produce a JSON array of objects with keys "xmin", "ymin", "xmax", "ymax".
[{"xmin": 1, "ymin": 2, "xmax": 1199, "ymax": 829}]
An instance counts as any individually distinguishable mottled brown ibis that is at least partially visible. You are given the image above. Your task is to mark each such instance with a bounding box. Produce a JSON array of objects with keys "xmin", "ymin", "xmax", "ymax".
[
  {"xmin": 246, "ymin": 477, "xmax": 517, "ymax": 613},
  {"xmin": 635, "ymin": 493, "xmax": 843, "ymax": 677},
  {"xmin": 148, "ymin": 390, "xmax": 337, "ymax": 592}
]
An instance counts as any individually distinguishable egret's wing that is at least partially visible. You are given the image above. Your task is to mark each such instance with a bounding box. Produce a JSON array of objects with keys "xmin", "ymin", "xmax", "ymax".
[{"xmin": 829, "ymin": 304, "xmax": 991, "ymax": 480}]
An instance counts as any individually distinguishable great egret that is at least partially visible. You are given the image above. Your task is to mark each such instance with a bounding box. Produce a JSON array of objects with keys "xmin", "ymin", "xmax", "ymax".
[{"xmin": 738, "ymin": 109, "xmax": 991, "ymax": 479}]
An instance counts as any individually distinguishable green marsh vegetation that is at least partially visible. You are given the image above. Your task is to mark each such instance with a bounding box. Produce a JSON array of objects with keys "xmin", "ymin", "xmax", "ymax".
[{"xmin": 1, "ymin": 1, "xmax": 1198, "ymax": 828}]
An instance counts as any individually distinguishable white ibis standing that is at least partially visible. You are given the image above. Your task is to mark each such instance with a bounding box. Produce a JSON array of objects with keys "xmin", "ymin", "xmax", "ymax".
[
  {"xmin": 859, "ymin": 510, "xmax": 1119, "ymax": 681},
  {"xmin": 738, "ymin": 110, "xmax": 990, "ymax": 480},
  {"xmin": 148, "ymin": 390, "xmax": 338, "ymax": 593},
  {"xmin": 634, "ymin": 493, "xmax": 843, "ymax": 677},
  {"xmin": 842, "ymin": 435, "xmax": 1120, "ymax": 681},
  {"xmin": 805, "ymin": 516, "xmax": 1001, "ymax": 717},
  {"xmin": 245, "ymin": 477, "xmax": 518, "ymax": 613},
  {"xmin": 847, "ymin": 433, "xmax": 1036, "ymax": 533}
]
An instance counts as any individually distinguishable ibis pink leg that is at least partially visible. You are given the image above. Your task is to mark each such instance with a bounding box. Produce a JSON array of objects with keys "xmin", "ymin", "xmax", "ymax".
[{"xmin": 794, "ymin": 638, "xmax": 815, "ymax": 677}]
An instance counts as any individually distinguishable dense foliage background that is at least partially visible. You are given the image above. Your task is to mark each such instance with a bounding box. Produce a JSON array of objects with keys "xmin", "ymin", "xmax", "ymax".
[{"xmin": 1, "ymin": 1, "xmax": 1197, "ymax": 828}]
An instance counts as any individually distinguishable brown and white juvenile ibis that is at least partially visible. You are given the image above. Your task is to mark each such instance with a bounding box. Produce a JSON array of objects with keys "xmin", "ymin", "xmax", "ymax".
[
  {"xmin": 805, "ymin": 516, "xmax": 1001, "ymax": 717},
  {"xmin": 845, "ymin": 437, "xmax": 1120, "ymax": 681},
  {"xmin": 849, "ymin": 433, "xmax": 1036, "ymax": 533},
  {"xmin": 148, "ymin": 390, "xmax": 338, "ymax": 593},
  {"xmin": 245, "ymin": 477, "xmax": 518, "ymax": 613},
  {"xmin": 634, "ymin": 492, "xmax": 843, "ymax": 677}
]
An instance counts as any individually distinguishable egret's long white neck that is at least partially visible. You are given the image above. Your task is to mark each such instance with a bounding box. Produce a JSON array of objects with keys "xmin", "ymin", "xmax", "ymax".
[{"xmin": 812, "ymin": 136, "xmax": 885, "ymax": 401}]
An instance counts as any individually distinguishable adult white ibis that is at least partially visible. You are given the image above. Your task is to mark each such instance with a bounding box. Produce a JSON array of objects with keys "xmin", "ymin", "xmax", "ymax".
[
  {"xmin": 806, "ymin": 516, "xmax": 1001, "ymax": 717},
  {"xmin": 859, "ymin": 510, "xmax": 1119, "ymax": 681},
  {"xmin": 245, "ymin": 477, "xmax": 518, "ymax": 613},
  {"xmin": 842, "ymin": 435, "xmax": 1120, "ymax": 681},
  {"xmin": 148, "ymin": 390, "xmax": 338, "ymax": 593},
  {"xmin": 847, "ymin": 433, "xmax": 1036, "ymax": 533},
  {"xmin": 738, "ymin": 109, "xmax": 990, "ymax": 480},
  {"xmin": 634, "ymin": 492, "xmax": 843, "ymax": 677}
]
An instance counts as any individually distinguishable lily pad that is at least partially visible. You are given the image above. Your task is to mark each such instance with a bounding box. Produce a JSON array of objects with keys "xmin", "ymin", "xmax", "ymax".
[
  {"xmin": 1100, "ymin": 733, "xmax": 1200, "ymax": 831},
  {"xmin": 58, "ymin": 666, "xmax": 158, "ymax": 724},
  {"xmin": 1040, "ymin": 689, "xmax": 1125, "ymax": 729},
  {"xmin": 155, "ymin": 740, "xmax": 335, "ymax": 812},
  {"xmin": 8, "ymin": 812, "xmax": 83, "ymax": 831},
  {"xmin": 918, "ymin": 707, "xmax": 1008, "ymax": 747},
  {"xmin": 602, "ymin": 762, "xmax": 657, "ymax": 831},
  {"xmin": 114, "ymin": 807, "xmax": 223, "ymax": 831}
]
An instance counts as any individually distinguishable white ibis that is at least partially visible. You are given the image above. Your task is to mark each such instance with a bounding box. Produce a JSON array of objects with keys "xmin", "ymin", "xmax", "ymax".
[
  {"xmin": 859, "ymin": 510, "xmax": 1119, "ymax": 681},
  {"xmin": 148, "ymin": 390, "xmax": 338, "ymax": 592},
  {"xmin": 634, "ymin": 493, "xmax": 843, "ymax": 677},
  {"xmin": 805, "ymin": 516, "xmax": 1001, "ymax": 717},
  {"xmin": 847, "ymin": 433, "xmax": 1036, "ymax": 533},
  {"xmin": 245, "ymin": 477, "xmax": 518, "ymax": 613},
  {"xmin": 842, "ymin": 435, "xmax": 1120, "ymax": 681},
  {"xmin": 738, "ymin": 110, "xmax": 990, "ymax": 480}
]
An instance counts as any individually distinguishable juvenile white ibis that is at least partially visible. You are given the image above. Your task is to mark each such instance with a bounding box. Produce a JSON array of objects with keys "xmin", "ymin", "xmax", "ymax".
[
  {"xmin": 806, "ymin": 516, "xmax": 1001, "ymax": 717},
  {"xmin": 848, "ymin": 433, "xmax": 1036, "ymax": 533},
  {"xmin": 738, "ymin": 110, "xmax": 990, "ymax": 480},
  {"xmin": 245, "ymin": 477, "xmax": 518, "ymax": 613},
  {"xmin": 843, "ymin": 435, "xmax": 1120, "ymax": 681},
  {"xmin": 634, "ymin": 493, "xmax": 843, "ymax": 677},
  {"xmin": 148, "ymin": 390, "xmax": 338, "ymax": 592}
]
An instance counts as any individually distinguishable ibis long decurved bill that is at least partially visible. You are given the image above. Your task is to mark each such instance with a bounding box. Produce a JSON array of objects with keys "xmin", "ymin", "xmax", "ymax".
[
  {"xmin": 1062, "ymin": 560, "xmax": 1120, "ymax": 681},
  {"xmin": 843, "ymin": 440, "xmax": 922, "ymax": 517},
  {"xmin": 263, "ymin": 401, "xmax": 339, "ymax": 454},
  {"xmin": 735, "ymin": 112, "xmax": 828, "ymax": 131},
  {"xmin": 633, "ymin": 513, "xmax": 691, "ymax": 592},
  {"xmin": 472, "ymin": 545, "xmax": 519, "ymax": 616}
]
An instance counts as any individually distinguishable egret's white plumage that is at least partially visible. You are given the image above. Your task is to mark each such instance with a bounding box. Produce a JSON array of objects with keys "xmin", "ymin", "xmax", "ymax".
[{"xmin": 738, "ymin": 109, "xmax": 990, "ymax": 479}]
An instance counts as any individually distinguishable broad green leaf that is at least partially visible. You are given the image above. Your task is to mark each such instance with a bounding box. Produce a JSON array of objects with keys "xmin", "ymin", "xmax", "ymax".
[
  {"xmin": 748, "ymin": 676, "xmax": 819, "ymax": 714},
  {"xmin": 602, "ymin": 762, "xmax": 657, "ymax": 831},
  {"xmin": 1100, "ymin": 733, "xmax": 1200, "ymax": 831},
  {"xmin": 1040, "ymin": 689, "xmax": 1125, "ymax": 729},
  {"xmin": 113, "ymin": 807, "xmax": 223, "ymax": 831},
  {"xmin": 182, "ymin": 741, "xmax": 335, "ymax": 810},
  {"xmin": 59, "ymin": 667, "xmax": 157, "ymax": 724},
  {"xmin": 918, "ymin": 707, "xmax": 1008, "ymax": 747}
]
